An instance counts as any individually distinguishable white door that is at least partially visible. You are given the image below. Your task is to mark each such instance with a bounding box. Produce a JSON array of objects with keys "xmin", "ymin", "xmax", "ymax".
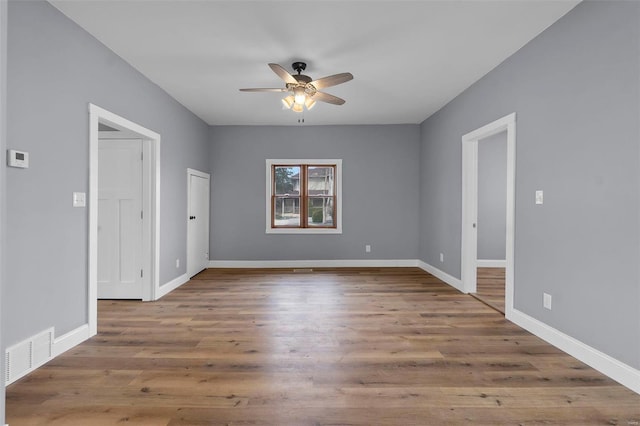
[
  {"xmin": 98, "ymin": 139, "xmax": 143, "ymax": 299},
  {"xmin": 187, "ymin": 169, "xmax": 210, "ymax": 277}
]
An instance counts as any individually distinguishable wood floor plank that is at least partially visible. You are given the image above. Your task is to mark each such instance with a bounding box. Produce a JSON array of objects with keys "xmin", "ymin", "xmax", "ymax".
[
  {"xmin": 6, "ymin": 267, "xmax": 640, "ymax": 425},
  {"xmin": 474, "ymin": 267, "xmax": 506, "ymax": 314}
]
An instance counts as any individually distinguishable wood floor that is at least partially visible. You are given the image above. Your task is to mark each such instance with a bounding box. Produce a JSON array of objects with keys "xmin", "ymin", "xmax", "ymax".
[
  {"xmin": 474, "ymin": 267, "xmax": 506, "ymax": 314},
  {"xmin": 6, "ymin": 268, "xmax": 640, "ymax": 425}
]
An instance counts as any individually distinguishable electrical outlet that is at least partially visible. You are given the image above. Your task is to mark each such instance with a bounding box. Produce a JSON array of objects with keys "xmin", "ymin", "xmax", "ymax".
[
  {"xmin": 365, "ymin": 244, "xmax": 371, "ymax": 253},
  {"xmin": 543, "ymin": 293, "xmax": 552, "ymax": 310},
  {"xmin": 176, "ymin": 258, "xmax": 180, "ymax": 268},
  {"xmin": 535, "ymin": 190, "xmax": 544, "ymax": 205},
  {"xmin": 439, "ymin": 253, "xmax": 444, "ymax": 262}
]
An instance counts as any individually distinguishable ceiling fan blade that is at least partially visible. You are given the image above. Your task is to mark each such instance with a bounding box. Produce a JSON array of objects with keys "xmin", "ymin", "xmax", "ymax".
[
  {"xmin": 313, "ymin": 91, "xmax": 346, "ymax": 105},
  {"xmin": 310, "ymin": 72, "xmax": 353, "ymax": 90},
  {"xmin": 239, "ymin": 88, "xmax": 288, "ymax": 92},
  {"xmin": 268, "ymin": 63, "xmax": 298, "ymax": 85}
]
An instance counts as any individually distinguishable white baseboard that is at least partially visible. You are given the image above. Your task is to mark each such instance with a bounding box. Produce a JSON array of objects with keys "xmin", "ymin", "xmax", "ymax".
[
  {"xmin": 509, "ymin": 308, "xmax": 640, "ymax": 395},
  {"xmin": 208, "ymin": 259, "xmax": 419, "ymax": 268},
  {"xmin": 477, "ymin": 259, "xmax": 506, "ymax": 268},
  {"xmin": 416, "ymin": 260, "xmax": 464, "ymax": 292},
  {"xmin": 53, "ymin": 324, "xmax": 90, "ymax": 357},
  {"xmin": 157, "ymin": 272, "xmax": 190, "ymax": 299}
]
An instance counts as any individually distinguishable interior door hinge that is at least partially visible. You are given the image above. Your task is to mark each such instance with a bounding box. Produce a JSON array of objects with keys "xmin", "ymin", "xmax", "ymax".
[
  {"xmin": 141, "ymin": 269, "xmax": 143, "ymax": 278},
  {"xmin": 141, "ymin": 210, "xmax": 143, "ymax": 220},
  {"xmin": 141, "ymin": 151, "xmax": 143, "ymax": 161}
]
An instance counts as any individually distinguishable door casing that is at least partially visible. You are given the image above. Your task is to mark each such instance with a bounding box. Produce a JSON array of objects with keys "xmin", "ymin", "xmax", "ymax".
[
  {"xmin": 88, "ymin": 104, "xmax": 160, "ymax": 336},
  {"xmin": 461, "ymin": 112, "xmax": 516, "ymax": 318}
]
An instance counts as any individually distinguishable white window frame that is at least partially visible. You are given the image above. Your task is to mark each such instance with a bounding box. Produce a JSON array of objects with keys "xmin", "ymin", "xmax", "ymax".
[{"xmin": 266, "ymin": 159, "xmax": 342, "ymax": 234}]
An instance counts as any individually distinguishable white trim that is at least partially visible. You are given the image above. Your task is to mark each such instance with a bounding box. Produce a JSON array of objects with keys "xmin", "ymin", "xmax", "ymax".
[
  {"xmin": 266, "ymin": 227, "xmax": 343, "ymax": 235},
  {"xmin": 461, "ymin": 113, "xmax": 516, "ymax": 323},
  {"xmin": 156, "ymin": 273, "xmax": 190, "ymax": 299},
  {"xmin": 207, "ymin": 260, "xmax": 463, "ymax": 294},
  {"xmin": 461, "ymin": 139, "xmax": 478, "ymax": 292},
  {"xmin": 186, "ymin": 169, "xmax": 210, "ymax": 179},
  {"xmin": 509, "ymin": 308, "xmax": 640, "ymax": 395},
  {"xmin": 52, "ymin": 324, "xmax": 90, "ymax": 357},
  {"xmin": 265, "ymin": 159, "xmax": 343, "ymax": 234},
  {"xmin": 416, "ymin": 261, "xmax": 464, "ymax": 292},
  {"xmin": 88, "ymin": 104, "xmax": 161, "ymax": 337},
  {"xmin": 476, "ymin": 259, "xmax": 506, "ymax": 268},
  {"xmin": 4, "ymin": 263, "xmax": 638, "ymax": 397},
  {"xmin": 209, "ymin": 259, "xmax": 418, "ymax": 269}
]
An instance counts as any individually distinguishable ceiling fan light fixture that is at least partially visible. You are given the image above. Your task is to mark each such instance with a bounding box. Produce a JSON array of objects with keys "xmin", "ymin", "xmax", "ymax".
[
  {"xmin": 240, "ymin": 62, "xmax": 353, "ymax": 114},
  {"xmin": 293, "ymin": 87, "xmax": 306, "ymax": 106},
  {"xmin": 305, "ymin": 97, "xmax": 316, "ymax": 110},
  {"xmin": 281, "ymin": 95, "xmax": 294, "ymax": 109}
]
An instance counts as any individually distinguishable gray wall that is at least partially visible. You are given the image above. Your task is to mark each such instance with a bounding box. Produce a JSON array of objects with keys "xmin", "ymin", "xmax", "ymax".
[
  {"xmin": 477, "ymin": 132, "xmax": 507, "ymax": 261},
  {"xmin": 4, "ymin": 1, "xmax": 210, "ymax": 346},
  {"xmin": 209, "ymin": 125, "xmax": 420, "ymax": 261},
  {"xmin": 419, "ymin": 0, "xmax": 640, "ymax": 368}
]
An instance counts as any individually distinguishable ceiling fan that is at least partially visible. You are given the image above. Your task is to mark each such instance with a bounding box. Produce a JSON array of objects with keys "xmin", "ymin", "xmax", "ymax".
[{"xmin": 240, "ymin": 62, "xmax": 353, "ymax": 112}]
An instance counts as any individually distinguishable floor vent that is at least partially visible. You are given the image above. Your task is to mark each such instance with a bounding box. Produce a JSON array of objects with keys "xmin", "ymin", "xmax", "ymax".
[
  {"xmin": 293, "ymin": 268, "xmax": 313, "ymax": 273},
  {"xmin": 5, "ymin": 328, "xmax": 53, "ymax": 385}
]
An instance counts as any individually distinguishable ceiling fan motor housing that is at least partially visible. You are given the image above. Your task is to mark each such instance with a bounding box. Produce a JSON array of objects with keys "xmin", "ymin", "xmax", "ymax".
[{"xmin": 292, "ymin": 61, "xmax": 307, "ymax": 74}]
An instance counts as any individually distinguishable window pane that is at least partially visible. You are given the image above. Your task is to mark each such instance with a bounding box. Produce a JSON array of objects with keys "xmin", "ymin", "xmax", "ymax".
[
  {"xmin": 273, "ymin": 196, "xmax": 300, "ymax": 226},
  {"xmin": 307, "ymin": 166, "xmax": 334, "ymax": 196},
  {"xmin": 308, "ymin": 197, "xmax": 334, "ymax": 227},
  {"xmin": 274, "ymin": 166, "xmax": 300, "ymax": 196}
]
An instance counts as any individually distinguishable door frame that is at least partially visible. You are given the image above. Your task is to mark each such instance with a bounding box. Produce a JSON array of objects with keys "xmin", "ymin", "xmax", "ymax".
[
  {"xmin": 186, "ymin": 168, "xmax": 210, "ymax": 277},
  {"xmin": 461, "ymin": 112, "xmax": 516, "ymax": 317},
  {"xmin": 88, "ymin": 104, "xmax": 161, "ymax": 336}
]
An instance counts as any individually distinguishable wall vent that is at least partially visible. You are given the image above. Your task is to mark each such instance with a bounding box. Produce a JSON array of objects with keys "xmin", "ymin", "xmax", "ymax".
[
  {"xmin": 5, "ymin": 328, "xmax": 53, "ymax": 385},
  {"xmin": 4, "ymin": 351, "xmax": 10, "ymax": 383}
]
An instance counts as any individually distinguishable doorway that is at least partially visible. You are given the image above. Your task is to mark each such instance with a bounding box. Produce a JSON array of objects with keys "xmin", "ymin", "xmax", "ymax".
[
  {"xmin": 474, "ymin": 132, "xmax": 507, "ymax": 313},
  {"xmin": 187, "ymin": 169, "xmax": 210, "ymax": 277},
  {"xmin": 88, "ymin": 104, "xmax": 160, "ymax": 336},
  {"xmin": 461, "ymin": 113, "xmax": 516, "ymax": 318}
]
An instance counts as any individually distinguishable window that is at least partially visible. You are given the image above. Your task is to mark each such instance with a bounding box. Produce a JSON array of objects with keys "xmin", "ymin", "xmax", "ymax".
[{"xmin": 266, "ymin": 159, "xmax": 342, "ymax": 234}]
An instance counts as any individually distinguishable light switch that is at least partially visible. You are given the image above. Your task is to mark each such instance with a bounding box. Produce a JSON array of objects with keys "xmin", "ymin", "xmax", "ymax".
[
  {"xmin": 543, "ymin": 293, "xmax": 552, "ymax": 310},
  {"xmin": 73, "ymin": 192, "xmax": 86, "ymax": 207},
  {"xmin": 535, "ymin": 190, "xmax": 544, "ymax": 205}
]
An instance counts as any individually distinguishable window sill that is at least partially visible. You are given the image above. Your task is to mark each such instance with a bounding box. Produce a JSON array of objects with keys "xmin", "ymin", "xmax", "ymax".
[{"xmin": 266, "ymin": 227, "xmax": 342, "ymax": 235}]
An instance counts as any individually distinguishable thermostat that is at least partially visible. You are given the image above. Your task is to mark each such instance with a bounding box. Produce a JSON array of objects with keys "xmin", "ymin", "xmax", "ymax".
[{"xmin": 8, "ymin": 149, "xmax": 29, "ymax": 168}]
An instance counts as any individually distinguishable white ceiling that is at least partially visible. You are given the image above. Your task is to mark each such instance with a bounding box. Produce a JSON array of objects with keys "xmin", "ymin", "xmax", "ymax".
[{"xmin": 49, "ymin": 1, "xmax": 580, "ymax": 126}]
